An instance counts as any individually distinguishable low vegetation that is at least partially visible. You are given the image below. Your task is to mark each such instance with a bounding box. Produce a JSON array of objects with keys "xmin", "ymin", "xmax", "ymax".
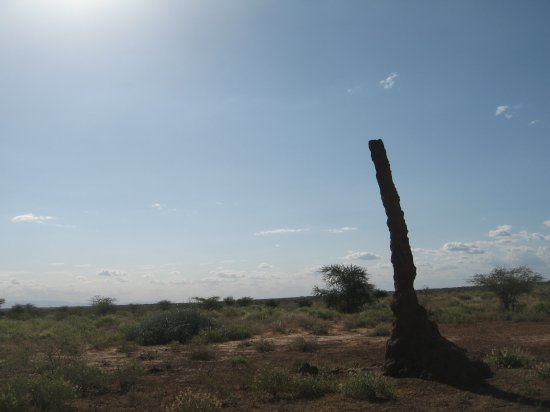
[{"xmin": 0, "ymin": 275, "xmax": 548, "ymax": 411}]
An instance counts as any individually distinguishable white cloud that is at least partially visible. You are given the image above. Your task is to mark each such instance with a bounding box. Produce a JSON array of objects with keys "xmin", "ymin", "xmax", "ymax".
[
  {"xmin": 379, "ymin": 72, "xmax": 398, "ymax": 89},
  {"xmin": 495, "ymin": 105, "xmax": 509, "ymax": 116},
  {"xmin": 343, "ymin": 251, "xmax": 380, "ymax": 261},
  {"xmin": 11, "ymin": 213, "xmax": 54, "ymax": 223},
  {"xmin": 254, "ymin": 228, "xmax": 309, "ymax": 236},
  {"xmin": 488, "ymin": 225, "xmax": 512, "ymax": 238},
  {"xmin": 328, "ymin": 226, "xmax": 358, "ymax": 233},
  {"xmin": 529, "ymin": 119, "xmax": 540, "ymax": 126},
  {"xmin": 442, "ymin": 242, "xmax": 485, "ymax": 254},
  {"xmin": 97, "ymin": 269, "xmax": 127, "ymax": 278},
  {"xmin": 544, "ymin": 220, "xmax": 550, "ymax": 228},
  {"xmin": 258, "ymin": 262, "xmax": 273, "ymax": 269}
]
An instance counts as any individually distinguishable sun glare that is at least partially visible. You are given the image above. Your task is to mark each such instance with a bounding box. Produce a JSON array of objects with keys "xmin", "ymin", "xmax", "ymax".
[{"xmin": 35, "ymin": 0, "xmax": 119, "ymax": 19}]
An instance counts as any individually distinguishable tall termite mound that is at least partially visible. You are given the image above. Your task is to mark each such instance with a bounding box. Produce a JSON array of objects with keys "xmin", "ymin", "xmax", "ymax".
[{"xmin": 369, "ymin": 139, "xmax": 491, "ymax": 383}]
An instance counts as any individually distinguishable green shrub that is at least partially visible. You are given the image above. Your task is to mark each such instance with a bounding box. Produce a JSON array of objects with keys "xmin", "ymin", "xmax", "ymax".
[
  {"xmin": 488, "ymin": 347, "xmax": 533, "ymax": 369},
  {"xmin": 157, "ymin": 300, "xmax": 172, "ymax": 311},
  {"xmin": 292, "ymin": 375, "xmax": 335, "ymax": 399},
  {"xmin": 127, "ymin": 309, "xmax": 213, "ymax": 345},
  {"xmin": 289, "ymin": 336, "xmax": 319, "ymax": 352},
  {"xmin": 236, "ymin": 297, "xmax": 254, "ymax": 307},
  {"xmin": 313, "ymin": 264, "xmax": 375, "ymax": 313},
  {"xmin": 167, "ymin": 388, "xmax": 222, "ymax": 412},
  {"xmin": 254, "ymin": 367, "xmax": 290, "ymax": 398},
  {"xmin": 0, "ymin": 376, "xmax": 76, "ymax": 411},
  {"xmin": 59, "ymin": 360, "xmax": 108, "ymax": 396},
  {"xmin": 223, "ymin": 296, "xmax": 236, "ymax": 306},
  {"xmin": 199, "ymin": 325, "xmax": 252, "ymax": 343},
  {"xmin": 340, "ymin": 372, "xmax": 395, "ymax": 401}
]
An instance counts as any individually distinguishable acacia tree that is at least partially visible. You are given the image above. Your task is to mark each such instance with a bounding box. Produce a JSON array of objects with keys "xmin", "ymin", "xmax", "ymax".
[
  {"xmin": 470, "ymin": 266, "xmax": 543, "ymax": 311},
  {"xmin": 313, "ymin": 264, "xmax": 375, "ymax": 313}
]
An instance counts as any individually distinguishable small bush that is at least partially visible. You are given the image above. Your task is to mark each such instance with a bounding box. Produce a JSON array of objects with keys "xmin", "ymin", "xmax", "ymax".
[
  {"xmin": 253, "ymin": 338, "xmax": 275, "ymax": 352},
  {"xmin": 223, "ymin": 296, "xmax": 236, "ymax": 306},
  {"xmin": 230, "ymin": 356, "xmax": 249, "ymax": 368},
  {"xmin": 167, "ymin": 388, "xmax": 222, "ymax": 412},
  {"xmin": 189, "ymin": 341, "xmax": 216, "ymax": 361},
  {"xmin": 254, "ymin": 367, "xmax": 290, "ymax": 398},
  {"xmin": 193, "ymin": 296, "xmax": 223, "ymax": 311},
  {"xmin": 368, "ymin": 324, "xmax": 391, "ymax": 337},
  {"xmin": 340, "ymin": 372, "xmax": 395, "ymax": 401},
  {"xmin": 90, "ymin": 295, "xmax": 117, "ymax": 315},
  {"xmin": 0, "ymin": 376, "xmax": 76, "ymax": 411},
  {"xmin": 292, "ymin": 375, "xmax": 335, "ymax": 399},
  {"xmin": 59, "ymin": 361, "xmax": 108, "ymax": 396},
  {"xmin": 289, "ymin": 336, "xmax": 319, "ymax": 352},
  {"xmin": 114, "ymin": 362, "xmax": 143, "ymax": 393},
  {"xmin": 157, "ymin": 300, "xmax": 172, "ymax": 311},
  {"xmin": 127, "ymin": 309, "xmax": 214, "ymax": 345},
  {"xmin": 264, "ymin": 299, "xmax": 279, "ymax": 308},
  {"xmin": 295, "ymin": 297, "xmax": 312, "ymax": 307},
  {"xmin": 488, "ymin": 347, "xmax": 533, "ymax": 369}
]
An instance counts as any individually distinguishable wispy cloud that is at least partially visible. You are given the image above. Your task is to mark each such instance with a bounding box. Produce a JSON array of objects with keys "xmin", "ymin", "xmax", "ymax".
[
  {"xmin": 151, "ymin": 203, "xmax": 176, "ymax": 212},
  {"xmin": 379, "ymin": 73, "xmax": 398, "ymax": 89},
  {"xmin": 254, "ymin": 228, "xmax": 309, "ymax": 236},
  {"xmin": 258, "ymin": 262, "xmax": 273, "ymax": 269},
  {"xmin": 97, "ymin": 269, "xmax": 129, "ymax": 282},
  {"xmin": 11, "ymin": 213, "xmax": 55, "ymax": 223},
  {"xmin": 442, "ymin": 242, "xmax": 485, "ymax": 254},
  {"xmin": 343, "ymin": 251, "xmax": 380, "ymax": 261},
  {"xmin": 545, "ymin": 220, "xmax": 550, "ymax": 228},
  {"xmin": 328, "ymin": 226, "xmax": 358, "ymax": 234},
  {"xmin": 529, "ymin": 119, "xmax": 540, "ymax": 126}
]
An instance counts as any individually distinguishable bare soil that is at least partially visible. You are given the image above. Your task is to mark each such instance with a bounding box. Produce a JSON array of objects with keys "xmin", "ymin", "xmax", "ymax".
[{"xmin": 78, "ymin": 321, "xmax": 550, "ymax": 411}]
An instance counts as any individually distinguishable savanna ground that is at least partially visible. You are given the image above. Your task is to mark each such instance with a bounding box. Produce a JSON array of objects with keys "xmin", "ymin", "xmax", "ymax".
[{"xmin": 1, "ymin": 285, "xmax": 549, "ymax": 411}]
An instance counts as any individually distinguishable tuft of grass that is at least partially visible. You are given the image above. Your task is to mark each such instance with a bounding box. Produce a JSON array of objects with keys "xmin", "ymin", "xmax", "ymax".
[
  {"xmin": 487, "ymin": 347, "xmax": 533, "ymax": 369},
  {"xmin": 253, "ymin": 338, "xmax": 275, "ymax": 352},
  {"xmin": 534, "ymin": 362, "xmax": 550, "ymax": 381},
  {"xmin": 368, "ymin": 324, "xmax": 391, "ymax": 337},
  {"xmin": 289, "ymin": 336, "xmax": 319, "ymax": 352},
  {"xmin": 167, "ymin": 388, "xmax": 222, "ymax": 412},
  {"xmin": 340, "ymin": 371, "xmax": 395, "ymax": 401},
  {"xmin": 230, "ymin": 356, "xmax": 249, "ymax": 368}
]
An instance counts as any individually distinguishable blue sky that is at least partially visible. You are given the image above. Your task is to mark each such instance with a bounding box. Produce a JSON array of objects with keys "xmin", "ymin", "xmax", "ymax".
[{"xmin": 1, "ymin": 0, "xmax": 549, "ymax": 306}]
